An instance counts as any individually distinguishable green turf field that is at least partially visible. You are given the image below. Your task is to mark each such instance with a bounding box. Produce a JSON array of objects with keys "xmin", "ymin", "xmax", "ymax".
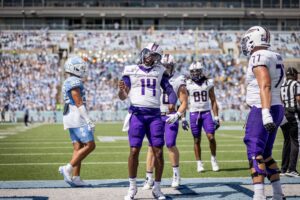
[{"xmin": 0, "ymin": 122, "xmax": 296, "ymax": 180}]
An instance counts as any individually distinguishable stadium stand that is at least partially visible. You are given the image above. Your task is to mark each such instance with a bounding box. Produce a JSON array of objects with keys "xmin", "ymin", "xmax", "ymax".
[{"xmin": 1, "ymin": 29, "xmax": 299, "ymax": 122}]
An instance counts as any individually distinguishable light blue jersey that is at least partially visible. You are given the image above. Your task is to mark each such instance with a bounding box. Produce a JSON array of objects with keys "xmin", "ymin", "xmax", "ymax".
[
  {"xmin": 62, "ymin": 76, "xmax": 87, "ymax": 129},
  {"xmin": 63, "ymin": 76, "xmax": 86, "ymax": 105}
]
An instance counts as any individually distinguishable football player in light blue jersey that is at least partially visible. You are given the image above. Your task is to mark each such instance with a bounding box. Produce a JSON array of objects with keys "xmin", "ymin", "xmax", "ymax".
[{"xmin": 59, "ymin": 56, "xmax": 96, "ymax": 187}]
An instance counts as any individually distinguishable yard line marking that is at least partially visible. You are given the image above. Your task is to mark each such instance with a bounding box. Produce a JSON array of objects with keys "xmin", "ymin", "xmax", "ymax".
[
  {"xmin": 0, "ymin": 149, "xmax": 283, "ymax": 156},
  {"xmin": 0, "ymin": 159, "xmax": 283, "ymax": 166},
  {"xmin": 0, "ymin": 124, "xmax": 42, "ymax": 137},
  {"xmin": 0, "ymin": 143, "xmax": 283, "ymax": 149}
]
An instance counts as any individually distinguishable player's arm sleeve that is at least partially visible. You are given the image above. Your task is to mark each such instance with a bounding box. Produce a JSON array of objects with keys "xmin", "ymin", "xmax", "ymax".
[
  {"xmin": 65, "ymin": 79, "xmax": 82, "ymax": 92},
  {"xmin": 161, "ymin": 74, "xmax": 177, "ymax": 104},
  {"xmin": 207, "ymin": 79, "xmax": 214, "ymax": 90}
]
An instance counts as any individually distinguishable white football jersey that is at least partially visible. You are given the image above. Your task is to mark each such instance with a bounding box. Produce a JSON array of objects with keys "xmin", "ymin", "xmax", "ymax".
[
  {"xmin": 186, "ymin": 78, "xmax": 214, "ymax": 112},
  {"xmin": 246, "ymin": 49, "xmax": 284, "ymax": 107},
  {"xmin": 122, "ymin": 64, "xmax": 165, "ymax": 108},
  {"xmin": 160, "ymin": 72, "xmax": 186, "ymax": 113}
]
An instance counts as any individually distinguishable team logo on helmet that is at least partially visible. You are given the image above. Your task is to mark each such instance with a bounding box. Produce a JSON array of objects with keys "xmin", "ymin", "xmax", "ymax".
[{"xmin": 241, "ymin": 26, "xmax": 271, "ymax": 56}]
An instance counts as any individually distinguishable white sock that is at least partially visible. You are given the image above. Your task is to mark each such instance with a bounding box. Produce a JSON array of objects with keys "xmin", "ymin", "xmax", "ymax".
[
  {"xmin": 197, "ymin": 160, "xmax": 203, "ymax": 165},
  {"xmin": 271, "ymin": 180, "xmax": 283, "ymax": 197},
  {"xmin": 211, "ymin": 156, "xmax": 216, "ymax": 161},
  {"xmin": 73, "ymin": 176, "xmax": 79, "ymax": 179},
  {"xmin": 154, "ymin": 181, "xmax": 161, "ymax": 188},
  {"xmin": 146, "ymin": 172, "xmax": 153, "ymax": 180},
  {"xmin": 129, "ymin": 178, "xmax": 136, "ymax": 188},
  {"xmin": 254, "ymin": 183, "xmax": 265, "ymax": 198},
  {"xmin": 173, "ymin": 166, "xmax": 180, "ymax": 177},
  {"xmin": 66, "ymin": 163, "xmax": 73, "ymax": 172}
]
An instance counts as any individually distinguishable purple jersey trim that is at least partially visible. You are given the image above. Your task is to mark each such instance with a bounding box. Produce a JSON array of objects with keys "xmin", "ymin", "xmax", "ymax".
[
  {"xmin": 138, "ymin": 65, "xmax": 153, "ymax": 73},
  {"xmin": 129, "ymin": 105, "xmax": 161, "ymax": 116},
  {"xmin": 122, "ymin": 76, "xmax": 131, "ymax": 89},
  {"xmin": 252, "ymin": 65, "xmax": 268, "ymax": 71},
  {"xmin": 161, "ymin": 74, "xmax": 177, "ymax": 105}
]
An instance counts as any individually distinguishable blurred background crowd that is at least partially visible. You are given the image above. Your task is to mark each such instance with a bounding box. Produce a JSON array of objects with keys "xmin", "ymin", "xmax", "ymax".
[{"xmin": 1, "ymin": 29, "xmax": 299, "ymax": 122}]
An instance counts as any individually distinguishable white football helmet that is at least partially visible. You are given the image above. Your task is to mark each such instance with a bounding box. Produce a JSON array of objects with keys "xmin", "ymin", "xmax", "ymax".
[
  {"xmin": 162, "ymin": 54, "xmax": 175, "ymax": 75},
  {"xmin": 189, "ymin": 62, "xmax": 205, "ymax": 81},
  {"xmin": 241, "ymin": 26, "xmax": 271, "ymax": 56},
  {"xmin": 140, "ymin": 42, "xmax": 163, "ymax": 67},
  {"xmin": 64, "ymin": 56, "xmax": 87, "ymax": 77}
]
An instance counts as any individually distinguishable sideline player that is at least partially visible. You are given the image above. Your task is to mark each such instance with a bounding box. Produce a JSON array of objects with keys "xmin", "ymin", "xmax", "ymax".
[
  {"xmin": 118, "ymin": 43, "xmax": 177, "ymax": 200},
  {"xmin": 59, "ymin": 56, "xmax": 96, "ymax": 187},
  {"xmin": 186, "ymin": 62, "xmax": 220, "ymax": 173},
  {"xmin": 241, "ymin": 26, "xmax": 285, "ymax": 200},
  {"xmin": 143, "ymin": 54, "xmax": 188, "ymax": 189}
]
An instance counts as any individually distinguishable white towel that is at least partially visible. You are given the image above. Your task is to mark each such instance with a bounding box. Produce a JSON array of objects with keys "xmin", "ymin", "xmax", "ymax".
[{"xmin": 122, "ymin": 113, "xmax": 132, "ymax": 132}]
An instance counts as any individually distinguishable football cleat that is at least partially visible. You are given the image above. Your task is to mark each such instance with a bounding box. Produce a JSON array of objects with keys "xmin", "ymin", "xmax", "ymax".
[
  {"xmin": 58, "ymin": 165, "xmax": 73, "ymax": 186},
  {"xmin": 171, "ymin": 174, "xmax": 181, "ymax": 188},
  {"xmin": 142, "ymin": 177, "xmax": 154, "ymax": 190},
  {"xmin": 197, "ymin": 162, "xmax": 205, "ymax": 173},
  {"xmin": 152, "ymin": 185, "xmax": 166, "ymax": 200},
  {"xmin": 211, "ymin": 157, "xmax": 220, "ymax": 172},
  {"xmin": 72, "ymin": 176, "xmax": 91, "ymax": 187},
  {"xmin": 285, "ymin": 170, "xmax": 300, "ymax": 178},
  {"xmin": 124, "ymin": 186, "xmax": 137, "ymax": 200}
]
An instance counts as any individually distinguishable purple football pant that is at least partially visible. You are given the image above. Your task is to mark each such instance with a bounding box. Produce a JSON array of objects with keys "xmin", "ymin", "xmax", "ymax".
[
  {"xmin": 128, "ymin": 114, "xmax": 164, "ymax": 147},
  {"xmin": 161, "ymin": 115, "xmax": 179, "ymax": 148},
  {"xmin": 190, "ymin": 111, "xmax": 215, "ymax": 138},
  {"xmin": 244, "ymin": 105, "xmax": 284, "ymax": 160}
]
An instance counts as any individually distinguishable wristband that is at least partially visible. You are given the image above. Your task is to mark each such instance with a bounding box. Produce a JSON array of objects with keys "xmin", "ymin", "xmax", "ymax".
[{"xmin": 78, "ymin": 105, "xmax": 91, "ymax": 123}]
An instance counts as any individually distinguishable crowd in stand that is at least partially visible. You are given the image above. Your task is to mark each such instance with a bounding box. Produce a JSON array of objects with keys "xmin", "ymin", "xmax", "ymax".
[
  {"xmin": 0, "ymin": 30, "xmax": 299, "ymax": 119},
  {"xmin": 0, "ymin": 52, "xmax": 60, "ymax": 113}
]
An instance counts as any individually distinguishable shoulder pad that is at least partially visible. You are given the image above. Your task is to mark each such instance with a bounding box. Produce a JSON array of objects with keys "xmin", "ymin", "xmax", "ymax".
[
  {"xmin": 250, "ymin": 50, "xmax": 270, "ymax": 68},
  {"xmin": 122, "ymin": 65, "xmax": 137, "ymax": 76},
  {"xmin": 65, "ymin": 77, "xmax": 82, "ymax": 92}
]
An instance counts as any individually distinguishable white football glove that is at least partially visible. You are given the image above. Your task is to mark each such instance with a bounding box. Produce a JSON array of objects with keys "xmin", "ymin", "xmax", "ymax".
[
  {"xmin": 166, "ymin": 112, "xmax": 182, "ymax": 124},
  {"xmin": 262, "ymin": 108, "xmax": 276, "ymax": 133},
  {"xmin": 87, "ymin": 120, "xmax": 95, "ymax": 132}
]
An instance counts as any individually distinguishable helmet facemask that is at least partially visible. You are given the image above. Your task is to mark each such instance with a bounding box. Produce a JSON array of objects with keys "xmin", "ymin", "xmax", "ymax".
[
  {"xmin": 140, "ymin": 48, "xmax": 162, "ymax": 67},
  {"xmin": 190, "ymin": 69, "xmax": 203, "ymax": 82}
]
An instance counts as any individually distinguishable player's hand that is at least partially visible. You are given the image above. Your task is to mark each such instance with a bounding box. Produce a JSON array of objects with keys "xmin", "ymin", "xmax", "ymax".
[
  {"xmin": 214, "ymin": 116, "xmax": 220, "ymax": 130},
  {"xmin": 182, "ymin": 119, "xmax": 189, "ymax": 131},
  {"xmin": 262, "ymin": 108, "xmax": 276, "ymax": 133},
  {"xmin": 87, "ymin": 120, "xmax": 95, "ymax": 132},
  {"xmin": 118, "ymin": 80, "xmax": 126, "ymax": 91},
  {"xmin": 166, "ymin": 112, "xmax": 181, "ymax": 124}
]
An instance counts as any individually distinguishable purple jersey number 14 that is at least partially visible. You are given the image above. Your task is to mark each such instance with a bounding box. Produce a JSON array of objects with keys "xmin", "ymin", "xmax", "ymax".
[{"xmin": 141, "ymin": 78, "xmax": 156, "ymax": 96}]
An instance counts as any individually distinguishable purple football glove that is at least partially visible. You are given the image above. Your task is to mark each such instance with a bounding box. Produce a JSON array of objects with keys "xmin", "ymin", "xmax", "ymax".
[{"xmin": 182, "ymin": 119, "xmax": 189, "ymax": 131}]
